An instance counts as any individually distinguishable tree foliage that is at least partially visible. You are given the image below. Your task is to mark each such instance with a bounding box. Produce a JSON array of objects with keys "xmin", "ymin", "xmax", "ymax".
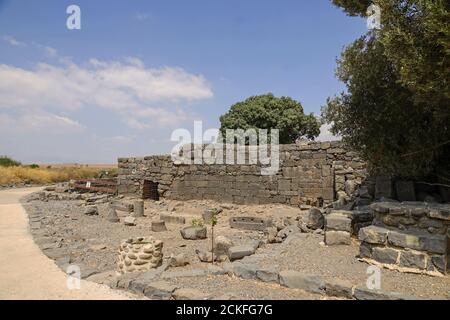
[
  {"xmin": 220, "ymin": 94, "xmax": 320, "ymax": 144},
  {"xmin": 324, "ymin": 0, "xmax": 450, "ymax": 178}
]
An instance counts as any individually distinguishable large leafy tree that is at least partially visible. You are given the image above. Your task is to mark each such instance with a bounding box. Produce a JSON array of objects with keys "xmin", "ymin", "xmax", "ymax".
[
  {"xmin": 323, "ymin": 0, "xmax": 450, "ymax": 178},
  {"xmin": 220, "ymin": 94, "xmax": 320, "ymax": 144}
]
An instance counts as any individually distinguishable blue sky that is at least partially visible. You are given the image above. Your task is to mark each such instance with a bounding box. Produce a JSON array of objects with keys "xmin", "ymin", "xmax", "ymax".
[{"xmin": 0, "ymin": 0, "xmax": 367, "ymax": 163}]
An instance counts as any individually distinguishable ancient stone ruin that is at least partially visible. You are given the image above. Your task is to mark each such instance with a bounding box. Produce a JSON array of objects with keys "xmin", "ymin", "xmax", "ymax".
[
  {"xmin": 117, "ymin": 141, "xmax": 367, "ymax": 206},
  {"xmin": 118, "ymin": 237, "xmax": 163, "ymax": 274}
]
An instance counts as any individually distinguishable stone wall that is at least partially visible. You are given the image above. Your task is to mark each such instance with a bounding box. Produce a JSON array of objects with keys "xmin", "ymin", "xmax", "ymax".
[
  {"xmin": 117, "ymin": 141, "xmax": 367, "ymax": 206},
  {"xmin": 358, "ymin": 202, "xmax": 450, "ymax": 275}
]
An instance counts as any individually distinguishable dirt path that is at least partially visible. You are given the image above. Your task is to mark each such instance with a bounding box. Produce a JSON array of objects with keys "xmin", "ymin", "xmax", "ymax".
[{"xmin": 0, "ymin": 187, "xmax": 137, "ymax": 300}]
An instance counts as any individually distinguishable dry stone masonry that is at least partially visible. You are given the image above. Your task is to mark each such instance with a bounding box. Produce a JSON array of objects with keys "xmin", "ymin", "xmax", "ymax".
[
  {"xmin": 358, "ymin": 202, "xmax": 450, "ymax": 275},
  {"xmin": 117, "ymin": 141, "xmax": 367, "ymax": 206},
  {"xmin": 118, "ymin": 237, "xmax": 164, "ymax": 274}
]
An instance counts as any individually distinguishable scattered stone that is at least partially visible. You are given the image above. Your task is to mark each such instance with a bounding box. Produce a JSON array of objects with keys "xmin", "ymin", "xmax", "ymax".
[
  {"xmin": 228, "ymin": 245, "xmax": 256, "ymax": 261},
  {"xmin": 173, "ymin": 288, "xmax": 207, "ymax": 300},
  {"xmin": 123, "ymin": 216, "xmax": 136, "ymax": 226},
  {"xmin": 143, "ymin": 281, "xmax": 177, "ymax": 300},
  {"xmin": 306, "ymin": 208, "xmax": 324, "ymax": 230},
  {"xmin": 325, "ymin": 279, "xmax": 354, "ymax": 299},
  {"xmin": 325, "ymin": 231, "xmax": 351, "ymax": 245},
  {"xmin": 151, "ymin": 220, "xmax": 167, "ymax": 232},
  {"xmin": 265, "ymin": 227, "xmax": 282, "ymax": 243},
  {"xmin": 279, "ymin": 271, "xmax": 325, "ymax": 294},
  {"xmin": 160, "ymin": 213, "xmax": 186, "ymax": 225},
  {"xmin": 83, "ymin": 206, "xmax": 98, "ymax": 216},
  {"xmin": 89, "ymin": 244, "xmax": 107, "ymax": 252},
  {"xmin": 229, "ymin": 216, "xmax": 271, "ymax": 231},
  {"xmin": 202, "ymin": 208, "xmax": 222, "ymax": 223},
  {"xmin": 107, "ymin": 205, "xmax": 120, "ymax": 222},
  {"xmin": 180, "ymin": 226, "xmax": 207, "ymax": 240},
  {"xmin": 213, "ymin": 236, "xmax": 234, "ymax": 255},
  {"xmin": 133, "ymin": 200, "xmax": 144, "ymax": 217},
  {"xmin": 277, "ymin": 225, "xmax": 300, "ymax": 240},
  {"xmin": 231, "ymin": 262, "xmax": 258, "ymax": 279},
  {"xmin": 111, "ymin": 200, "xmax": 134, "ymax": 213},
  {"xmin": 168, "ymin": 253, "xmax": 190, "ymax": 267},
  {"xmin": 256, "ymin": 267, "xmax": 279, "ymax": 283}
]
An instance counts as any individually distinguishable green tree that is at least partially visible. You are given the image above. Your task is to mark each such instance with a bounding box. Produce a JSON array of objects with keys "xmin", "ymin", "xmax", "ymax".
[
  {"xmin": 219, "ymin": 94, "xmax": 320, "ymax": 144},
  {"xmin": 324, "ymin": 0, "xmax": 450, "ymax": 178}
]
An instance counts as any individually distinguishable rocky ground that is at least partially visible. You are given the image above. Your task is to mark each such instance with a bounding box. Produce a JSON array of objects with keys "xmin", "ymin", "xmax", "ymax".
[{"xmin": 22, "ymin": 190, "xmax": 450, "ymax": 300}]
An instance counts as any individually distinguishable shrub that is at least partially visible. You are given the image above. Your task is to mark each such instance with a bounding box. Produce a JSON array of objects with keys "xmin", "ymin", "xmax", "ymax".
[{"xmin": 0, "ymin": 156, "xmax": 21, "ymax": 167}]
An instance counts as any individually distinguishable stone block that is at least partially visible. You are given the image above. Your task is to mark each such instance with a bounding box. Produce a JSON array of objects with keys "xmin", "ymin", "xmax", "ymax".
[
  {"xmin": 231, "ymin": 262, "xmax": 257, "ymax": 279},
  {"xmin": 358, "ymin": 226, "xmax": 388, "ymax": 244},
  {"xmin": 173, "ymin": 288, "xmax": 207, "ymax": 300},
  {"xmin": 279, "ymin": 271, "xmax": 325, "ymax": 294},
  {"xmin": 111, "ymin": 200, "xmax": 134, "ymax": 213},
  {"xmin": 325, "ymin": 214, "xmax": 352, "ymax": 232},
  {"xmin": 395, "ymin": 181, "xmax": 416, "ymax": 202},
  {"xmin": 306, "ymin": 207, "xmax": 324, "ymax": 230},
  {"xmin": 430, "ymin": 255, "xmax": 447, "ymax": 274},
  {"xmin": 359, "ymin": 242, "xmax": 373, "ymax": 258},
  {"xmin": 133, "ymin": 200, "xmax": 144, "ymax": 217},
  {"xmin": 229, "ymin": 216, "xmax": 271, "ymax": 231},
  {"xmin": 123, "ymin": 216, "xmax": 136, "ymax": 226},
  {"xmin": 325, "ymin": 231, "xmax": 351, "ymax": 245},
  {"xmin": 375, "ymin": 176, "xmax": 394, "ymax": 199},
  {"xmin": 325, "ymin": 279, "xmax": 354, "ymax": 299},
  {"xmin": 151, "ymin": 220, "xmax": 167, "ymax": 232},
  {"xmin": 228, "ymin": 245, "xmax": 255, "ymax": 261},
  {"xmin": 143, "ymin": 281, "xmax": 177, "ymax": 300},
  {"xmin": 399, "ymin": 250, "xmax": 427, "ymax": 269},
  {"xmin": 160, "ymin": 213, "xmax": 186, "ymax": 225},
  {"xmin": 256, "ymin": 267, "xmax": 279, "ymax": 283},
  {"xmin": 372, "ymin": 247, "xmax": 399, "ymax": 264},
  {"xmin": 387, "ymin": 230, "xmax": 447, "ymax": 254},
  {"xmin": 180, "ymin": 226, "xmax": 207, "ymax": 240}
]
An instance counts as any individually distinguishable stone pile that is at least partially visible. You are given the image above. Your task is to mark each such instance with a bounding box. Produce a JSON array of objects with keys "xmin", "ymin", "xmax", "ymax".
[{"xmin": 118, "ymin": 237, "xmax": 163, "ymax": 274}]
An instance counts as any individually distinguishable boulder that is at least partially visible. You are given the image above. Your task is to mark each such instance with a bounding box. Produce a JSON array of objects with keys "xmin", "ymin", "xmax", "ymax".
[
  {"xmin": 83, "ymin": 206, "xmax": 98, "ymax": 216},
  {"xmin": 228, "ymin": 245, "xmax": 255, "ymax": 261},
  {"xmin": 133, "ymin": 200, "xmax": 144, "ymax": 217},
  {"xmin": 213, "ymin": 236, "xmax": 234, "ymax": 256},
  {"xmin": 306, "ymin": 207, "xmax": 324, "ymax": 230},
  {"xmin": 151, "ymin": 220, "xmax": 167, "ymax": 232},
  {"xmin": 180, "ymin": 226, "xmax": 207, "ymax": 240},
  {"xmin": 123, "ymin": 216, "xmax": 136, "ymax": 226},
  {"xmin": 107, "ymin": 206, "xmax": 119, "ymax": 222},
  {"xmin": 168, "ymin": 253, "xmax": 190, "ymax": 267}
]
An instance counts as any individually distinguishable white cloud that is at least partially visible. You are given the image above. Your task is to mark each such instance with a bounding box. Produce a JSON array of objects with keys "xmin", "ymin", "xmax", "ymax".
[
  {"xmin": 0, "ymin": 58, "xmax": 213, "ymax": 129},
  {"xmin": 2, "ymin": 35, "xmax": 26, "ymax": 47},
  {"xmin": 0, "ymin": 112, "xmax": 85, "ymax": 134},
  {"xmin": 316, "ymin": 123, "xmax": 341, "ymax": 142}
]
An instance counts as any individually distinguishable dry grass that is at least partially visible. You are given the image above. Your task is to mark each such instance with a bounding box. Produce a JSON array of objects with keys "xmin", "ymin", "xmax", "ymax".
[{"xmin": 0, "ymin": 165, "xmax": 117, "ymax": 185}]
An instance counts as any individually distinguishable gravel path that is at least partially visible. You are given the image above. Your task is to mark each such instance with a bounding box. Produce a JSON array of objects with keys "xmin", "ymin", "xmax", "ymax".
[{"xmin": 0, "ymin": 187, "xmax": 138, "ymax": 300}]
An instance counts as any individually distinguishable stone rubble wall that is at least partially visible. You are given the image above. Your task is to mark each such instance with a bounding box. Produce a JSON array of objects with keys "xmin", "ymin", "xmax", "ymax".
[
  {"xmin": 359, "ymin": 202, "xmax": 450, "ymax": 275},
  {"xmin": 117, "ymin": 141, "xmax": 367, "ymax": 206},
  {"xmin": 118, "ymin": 237, "xmax": 163, "ymax": 274}
]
